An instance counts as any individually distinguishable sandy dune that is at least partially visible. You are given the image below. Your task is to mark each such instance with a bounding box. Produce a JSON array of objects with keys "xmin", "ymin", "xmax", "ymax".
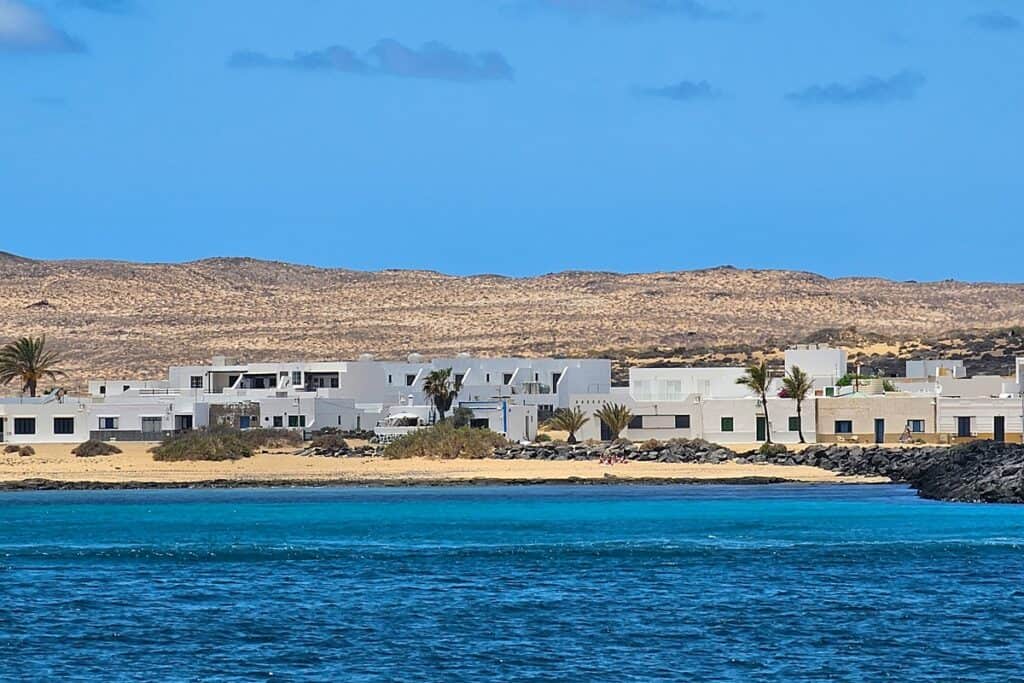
[
  {"xmin": 0, "ymin": 443, "xmax": 888, "ymax": 486},
  {"xmin": 2, "ymin": 254, "xmax": 1023, "ymax": 392}
]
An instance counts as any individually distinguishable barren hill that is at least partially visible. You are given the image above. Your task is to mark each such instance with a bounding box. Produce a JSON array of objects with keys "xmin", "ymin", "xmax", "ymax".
[{"xmin": 1, "ymin": 255, "xmax": 1022, "ymax": 391}]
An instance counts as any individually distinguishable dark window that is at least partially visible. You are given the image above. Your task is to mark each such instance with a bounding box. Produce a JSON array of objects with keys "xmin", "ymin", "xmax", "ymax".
[
  {"xmin": 14, "ymin": 418, "xmax": 35, "ymax": 435},
  {"xmin": 53, "ymin": 417, "xmax": 75, "ymax": 435},
  {"xmin": 628, "ymin": 415, "xmax": 643, "ymax": 429},
  {"xmin": 470, "ymin": 418, "xmax": 490, "ymax": 429},
  {"xmin": 957, "ymin": 416, "xmax": 971, "ymax": 437},
  {"xmin": 721, "ymin": 417, "xmax": 734, "ymax": 432},
  {"xmin": 788, "ymin": 416, "xmax": 800, "ymax": 432},
  {"xmin": 454, "ymin": 374, "xmax": 464, "ymax": 388},
  {"xmin": 486, "ymin": 373, "xmax": 491, "ymax": 383},
  {"xmin": 835, "ymin": 420, "xmax": 853, "ymax": 434},
  {"xmin": 98, "ymin": 417, "xmax": 118, "ymax": 430},
  {"xmin": 99, "ymin": 385, "xmax": 106, "ymax": 395},
  {"xmin": 190, "ymin": 376, "xmax": 203, "ymax": 389},
  {"xmin": 123, "ymin": 385, "xmax": 131, "ymax": 392},
  {"xmin": 288, "ymin": 415, "xmax": 306, "ymax": 428},
  {"xmin": 907, "ymin": 419, "xmax": 925, "ymax": 433},
  {"xmin": 405, "ymin": 374, "xmax": 416, "ymax": 387},
  {"xmin": 675, "ymin": 415, "xmax": 691, "ymax": 429},
  {"xmin": 388, "ymin": 374, "xmax": 393, "ymax": 384},
  {"xmin": 503, "ymin": 373, "xmax": 513, "ymax": 385},
  {"xmin": 330, "ymin": 377, "xmax": 339, "ymax": 388},
  {"xmin": 273, "ymin": 416, "xmax": 283, "ymax": 428},
  {"xmin": 291, "ymin": 371, "xmax": 301, "ymax": 385}
]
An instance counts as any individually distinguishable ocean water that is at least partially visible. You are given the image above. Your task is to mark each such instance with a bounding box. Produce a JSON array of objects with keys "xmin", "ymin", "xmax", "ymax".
[{"xmin": 2, "ymin": 485, "xmax": 1023, "ymax": 682}]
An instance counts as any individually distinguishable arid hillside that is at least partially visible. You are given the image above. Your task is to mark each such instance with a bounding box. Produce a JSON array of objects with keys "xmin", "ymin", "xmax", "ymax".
[{"xmin": 1, "ymin": 252, "xmax": 1023, "ymax": 391}]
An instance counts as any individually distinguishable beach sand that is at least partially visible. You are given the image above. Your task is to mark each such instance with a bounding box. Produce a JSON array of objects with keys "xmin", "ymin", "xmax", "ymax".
[{"xmin": 0, "ymin": 443, "xmax": 888, "ymax": 488}]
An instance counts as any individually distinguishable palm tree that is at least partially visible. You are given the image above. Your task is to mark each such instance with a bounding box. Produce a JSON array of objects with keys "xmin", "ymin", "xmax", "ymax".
[
  {"xmin": 422, "ymin": 368, "xmax": 459, "ymax": 422},
  {"xmin": 737, "ymin": 361, "xmax": 773, "ymax": 443},
  {"xmin": 544, "ymin": 406, "xmax": 589, "ymax": 444},
  {"xmin": 0, "ymin": 336, "xmax": 65, "ymax": 398},
  {"xmin": 594, "ymin": 403, "xmax": 633, "ymax": 441},
  {"xmin": 782, "ymin": 365, "xmax": 813, "ymax": 444}
]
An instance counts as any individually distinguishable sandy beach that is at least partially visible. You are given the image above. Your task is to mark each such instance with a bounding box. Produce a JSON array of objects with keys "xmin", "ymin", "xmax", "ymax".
[{"xmin": 0, "ymin": 443, "xmax": 888, "ymax": 488}]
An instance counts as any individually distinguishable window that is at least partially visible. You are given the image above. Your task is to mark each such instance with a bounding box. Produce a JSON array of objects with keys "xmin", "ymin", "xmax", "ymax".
[
  {"xmin": 789, "ymin": 416, "xmax": 801, "ymax": 432},
  {"xmin": 53, "ymin": 417, "xmax": 75, "ymax": 435},
  {"xmin": 957, "ymin": 416, "xmax": 971, "ymax": 438},
  {"xmin": 835, "ymin": 420, "xmax": 853, "ymax": 434},
  {"xmin": 190, "ymin": 376, "xmax": 203, "ymax": 389},
  {"xmin": 721, "ymin": 417, "xmax": 734, "ymax": 432},
  {"xmin": 98, "ymin": 417, "xmax": 118, "ymax": 430},
  {"xmin": 503, "ymin": 373, "xmax": 513, "ymax": 385},
  {"xmin": 675, "ymin": 415, "xmax": 691, "ymax": 429},
  {"xmin": 628, "ymin": 415, "xmax": 643, "ymax": 429},
  {"xmin": 99, "ymin": 385, "xmax": 106, "ymax": 395},
  {"xmin": 288, "ymin": 415, "xmax": 306, "ymax": 428},
  {"xmin": 470, "ymin": 418, "xmax": 490, "ymax": 429},
  {"xmin": 388, "ymin": 374, "xmax": 393, "ymax": 384},
  {"xmin": 907, "ymin": 419, "xmax": 925, "ymax": 433},
  {"xmin": 273, "ymin": 416, "xmax": 283, "ymax": 428},
  {"xmin": 123, "ymin": 385, "xmax": 131, "ymax": 392},
  {"xmin": 14, "ymin": 418, "xmax": 36, "ymax": 435},
  {"xmin": 455, "ymin": 374, "xmax": 464, "ymax": 388},
  {"xmin": 486, "ymin": 373, "xmax": 491, "ymax": 383},
  {"xmin": 291, "ymin": 371, "xmax": 301, "ymax": 385},
  {"xmin": 406, "ymin": 374, "xmax": 416, "ymax": 387}
]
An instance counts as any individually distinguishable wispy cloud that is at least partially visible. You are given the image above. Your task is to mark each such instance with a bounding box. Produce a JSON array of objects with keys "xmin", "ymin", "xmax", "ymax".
[
  {"xmin": 966, "ymin": 11, "xmax": 1021, "ymax": 32},
  {"xmin": 228, "ymin": 39, "xmax": 514, "ymax": 83},
  {"xmin": 786, "ymin": 70, "xmax": 925, "ymax": 106},
  {"xmin": 514, "ymin": 0, "xmax": 740, "ymax": 21},
  {"xmin": 634, "ymin": 80, "xmax": 721, "ymax": 102},
  {"xmin": 59, "ymin": 0, "xmax": 133, "ymax": 13},
  {"xmin": 0, "ymin": 0, "xmax": 83, "ymax": 52}
]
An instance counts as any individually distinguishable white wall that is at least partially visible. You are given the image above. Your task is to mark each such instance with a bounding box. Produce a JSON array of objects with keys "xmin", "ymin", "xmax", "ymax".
[
  {"xmin": 629, "ymin": 367, "xmax": 748, "ymax": 401},
  {"xmin": 0, "ymin": 397, "xmax": 92, "ymax": 444},
  {"xmin": 785, "ymin": 345, "xmax": 848, "ymax": 387}
]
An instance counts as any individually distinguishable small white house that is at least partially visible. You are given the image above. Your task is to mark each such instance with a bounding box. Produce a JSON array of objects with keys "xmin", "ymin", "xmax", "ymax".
[{"xmin": 0, "ymin": 395, "xmax": 91, "ymax": 445}]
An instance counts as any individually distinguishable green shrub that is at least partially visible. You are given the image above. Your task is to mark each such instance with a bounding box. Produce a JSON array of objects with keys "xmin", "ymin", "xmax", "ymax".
[
  {"xmin": 758, "ymin": 442, "xmax": 789, "ymax": 457},
  {"xmin": 534, "ymin": 433, "xmax": 552, "ymax": 443},
  {"xmin": 237, "ymin": 428, "xmax": 302, "ymax": 450},
  {"xmin": 311, "ymin": 432, "xmax": 349, "ymax": 451},
  {"xmin": 450, "ymin": 406, "xmax": 474, "ymax": 428},
  {"xmin": 151, "ymin": 429, "xmax": 254, "ymax": 462},
  {"xmin": 384, "ymin": 423, "xmax": 507, "ymax": 460},
  {"xmin": 72, "ymin": 440, "xmax": 123, "ymax": 457}
]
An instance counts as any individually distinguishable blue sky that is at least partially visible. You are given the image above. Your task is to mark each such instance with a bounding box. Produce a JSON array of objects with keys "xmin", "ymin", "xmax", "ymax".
[{"xmin": 1, "ymin": 1, "xmax": 1021, "ymax": 280}]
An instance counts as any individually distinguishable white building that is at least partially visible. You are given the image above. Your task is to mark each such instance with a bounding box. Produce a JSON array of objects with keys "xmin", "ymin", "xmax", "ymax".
[
  {"xmin": 785, "ymin": 344, "xmax": 848, "ymax": 388},
  {"xmin": 571, "ymin": 366, "xmax": 817, "ymax": 444},
  {"xmin": 0, "ymin": 394, "xmax": 91, "ymax": 445}
]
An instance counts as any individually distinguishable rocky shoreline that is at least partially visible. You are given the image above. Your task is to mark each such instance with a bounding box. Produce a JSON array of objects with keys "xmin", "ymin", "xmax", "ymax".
[
  {"xmin": 294, "ymin": 437, "xmax": 1024, "ymax": 503},
  {"xmin": 3, "ymin": 439, "xmax": 1021, "ymax": 502}
]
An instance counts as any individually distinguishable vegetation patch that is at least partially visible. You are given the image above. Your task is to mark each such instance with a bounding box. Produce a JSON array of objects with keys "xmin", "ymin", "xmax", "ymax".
[
  {"xmin": 4, "ymin": 444, "xmax": 35, "ymax": 457},
  {"xmin": 310, "ymin": 432, "xmax": 349, "ymax": 451},
  {"xmin": 151, "ymin": 428, "xmax": 254, "ymax": 462},
  {"xmin": 384, "ymin": 423, "xmax": 507, "ymax": 460},
  {"xmin": 72, "ymin": 440, "xmax": 123, "ymax": 457},
  {"xmin": 238, "ymin": 428, "xmax": 303, "ymax": 450}
]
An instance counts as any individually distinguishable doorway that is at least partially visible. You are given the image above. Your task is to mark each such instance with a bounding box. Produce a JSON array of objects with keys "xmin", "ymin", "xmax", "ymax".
[
  {"xmin": 175, "ymin": 415, "xmax": 193, "ymax": 431},
  {"xmin": 957, "ymin": 416, "xmax": 972, "ymax": 438},
  {"xmin": 0, "ymin": 417, "xmax": 4, "ymax": 442},
  {"xmin": 141, "ymin": 417, "xmax": 162, "ymax": 438},
  {"xmin": 756, "ymin": 416, "xmax": 767, "ymax": 442},
  {"xmin": 874, "ymin": 419, "xmax": 885, "ymax": 444},
  {"xmin": 994, "ymin": 416, "xmax": 1005, "ymax": 442}
]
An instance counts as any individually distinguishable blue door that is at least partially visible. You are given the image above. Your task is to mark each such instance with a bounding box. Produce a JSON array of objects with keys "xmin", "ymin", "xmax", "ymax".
[{"xmin": 239, "ymin": 416, "xmax": 251, "ymax": 429}]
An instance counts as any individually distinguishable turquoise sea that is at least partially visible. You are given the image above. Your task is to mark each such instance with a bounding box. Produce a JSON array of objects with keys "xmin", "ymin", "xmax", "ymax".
[{"xmin": 2, "ymin": 484, "xmax": 1023, "ymax": 681}]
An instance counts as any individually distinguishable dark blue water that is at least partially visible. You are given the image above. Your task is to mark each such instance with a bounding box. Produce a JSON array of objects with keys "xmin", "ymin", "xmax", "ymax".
[{"xmin": 2, "ymin": 484, "xmax": 1023, "ymax": 681}]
